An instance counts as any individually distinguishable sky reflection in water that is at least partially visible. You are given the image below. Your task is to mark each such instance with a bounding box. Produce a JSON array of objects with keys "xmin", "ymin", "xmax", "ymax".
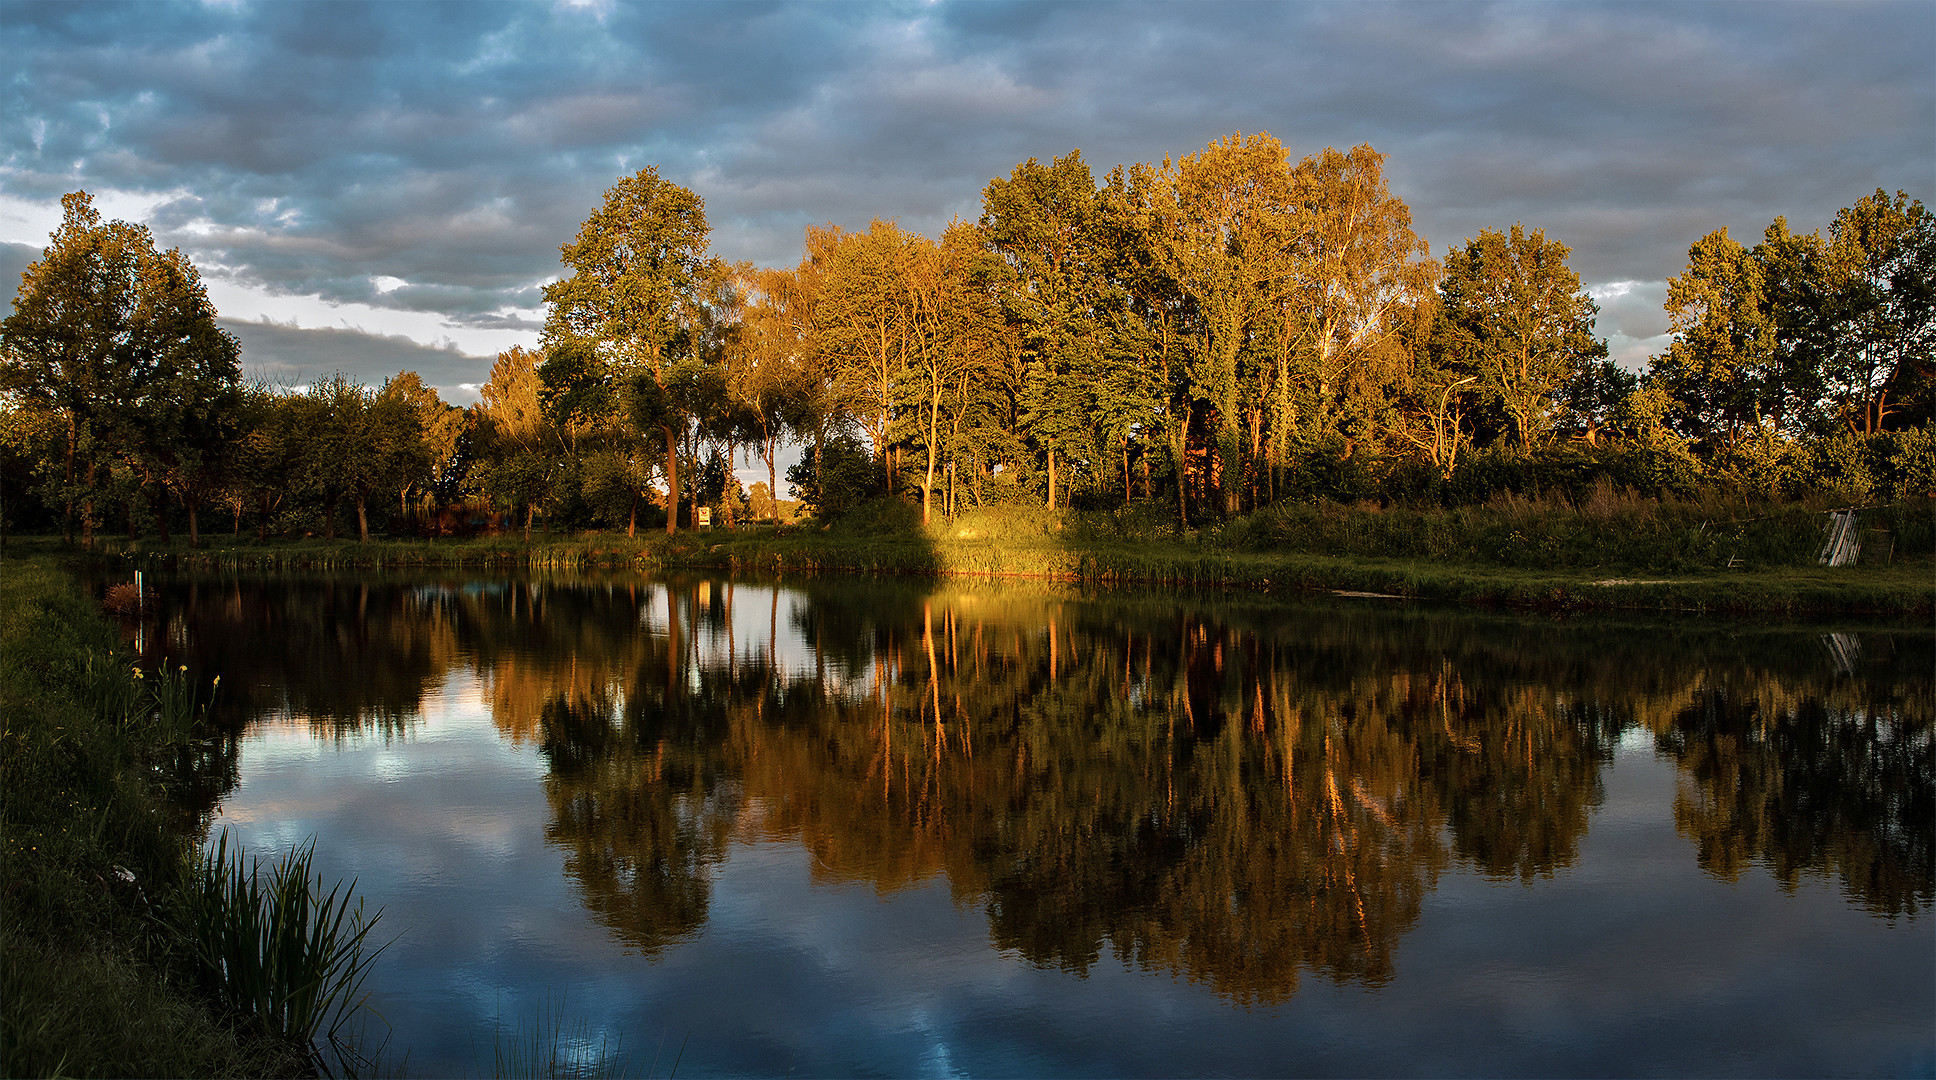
[{"xmin": 161, "ymin": 573, "xmax": 1932, "ymax": 1077}]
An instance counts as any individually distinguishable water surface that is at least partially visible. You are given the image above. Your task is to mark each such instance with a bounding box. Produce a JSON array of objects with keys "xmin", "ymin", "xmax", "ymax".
[{"xmin": 135, "ymin": 572, "xmax": 1933, "ymax": 1077}]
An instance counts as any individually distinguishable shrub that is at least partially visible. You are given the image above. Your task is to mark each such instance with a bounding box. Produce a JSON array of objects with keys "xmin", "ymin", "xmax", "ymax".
[{"xmin": 786, "ymin": 433, "xmax": 877, "ymax": 521}]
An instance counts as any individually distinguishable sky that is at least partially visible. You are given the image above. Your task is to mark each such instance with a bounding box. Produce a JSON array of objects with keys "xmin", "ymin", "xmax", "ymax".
[{"xmin": 3, "ymin": 0, "xmax": 1932, "ymax": 409}]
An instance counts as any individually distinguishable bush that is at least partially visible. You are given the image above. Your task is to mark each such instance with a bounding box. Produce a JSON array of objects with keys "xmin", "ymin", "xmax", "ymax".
[
  {"xmin": 1878, "ymin": 426, "xmax": 1936, "ymax": 501},
  {"xmin": 786, "ymin": 433, "xmax": 877, "ymax": 521},
  {"xmin": 1801, "ymin": 428, "xmax": 1879, "ymax": 504}
]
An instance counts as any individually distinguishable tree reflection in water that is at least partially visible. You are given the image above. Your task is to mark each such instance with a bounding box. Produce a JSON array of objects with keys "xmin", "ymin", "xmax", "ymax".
[{"xmin": 145, "ymin": 571, "xmax": 1933, "ymax": 1002}]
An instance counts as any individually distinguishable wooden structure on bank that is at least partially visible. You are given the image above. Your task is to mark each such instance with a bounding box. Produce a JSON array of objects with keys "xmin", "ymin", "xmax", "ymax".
[{"xmin": 1818, "ymin": 509, "xmax": 1862, "ymax": 567}]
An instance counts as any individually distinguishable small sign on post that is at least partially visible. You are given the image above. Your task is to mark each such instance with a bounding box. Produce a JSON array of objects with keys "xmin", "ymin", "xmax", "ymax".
[{"xmin": 696, "ymin": 506, "xmax": 712, "ymax": 531}]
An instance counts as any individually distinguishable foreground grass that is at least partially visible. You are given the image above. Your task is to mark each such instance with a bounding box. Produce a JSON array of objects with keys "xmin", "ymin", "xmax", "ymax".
[
  {"xmin": 59, "ymin": 492, "xmax": 1935, "ymax": 617},
  {"xmin": 0, "ymin": 556, "xmax": 311, "ymax": 1078}
]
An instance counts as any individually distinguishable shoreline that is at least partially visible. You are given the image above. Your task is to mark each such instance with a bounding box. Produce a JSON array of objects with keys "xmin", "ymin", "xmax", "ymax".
[{"xmin": 18, "ymin": 527, "xmax": 1931, "ymax": 619}]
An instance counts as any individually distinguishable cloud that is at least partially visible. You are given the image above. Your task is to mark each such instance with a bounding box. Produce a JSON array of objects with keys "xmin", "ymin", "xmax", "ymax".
[
  {"xmin": 1588, "ymin": 279, "xmax": 1671, "ymax": 371},
  {"xmin": 1, "ymin": 0, "xmax": 1929, "ymax": 365},
  {"xmin": 222, "ymin": 317, "xmax": 495, "ymax": 406}
]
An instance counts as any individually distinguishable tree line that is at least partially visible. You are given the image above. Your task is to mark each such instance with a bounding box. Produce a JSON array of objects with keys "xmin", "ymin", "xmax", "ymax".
[{"xmin": 3, "ymin": 133, "xmax": 1930, "ymax": 545}]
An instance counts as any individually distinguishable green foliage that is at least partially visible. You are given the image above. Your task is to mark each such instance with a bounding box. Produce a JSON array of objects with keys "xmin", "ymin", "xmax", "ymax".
[
  {"xmin": 1217, "ymin": 487, "xmax": 1885, "ymax": 574},
  {"xmin": 4, "ymin": 178, "xmax": 1929, "ymax": 551},
  {"xmin": 1878, "ymin": 426, "xmax": 1936, "ymax": 499},
  {"xmin": 1, "ymin": 191, "xmax": 241, "ymax": 546},
  {"xmin": 825, "ymin": 495, "xmax": 922, "ymax": 535},
  {"xmin": 787, "ymin": 431, "xmax": 876, "ymax": 521},
  {"xmin": 1435, "ymin": 224, "xmax": 1608, "ymax": 449},
  {"xmin": 2, "ymin": 925, "xmax": 307, "ymax": 1079}
]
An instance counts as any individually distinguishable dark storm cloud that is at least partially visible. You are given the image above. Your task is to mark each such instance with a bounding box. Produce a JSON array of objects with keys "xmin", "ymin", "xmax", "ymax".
[
  {"xmin": 3, "ymin": 0, "xmax": 1931, "ymax": 357},
  {"xmin": 221, "ymin": 318, "xmax": 494, "ymax": 405}
]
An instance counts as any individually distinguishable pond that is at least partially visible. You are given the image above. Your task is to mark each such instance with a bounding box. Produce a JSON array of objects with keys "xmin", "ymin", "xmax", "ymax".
[{"xmin": 130, "ymin": 571, "xmax": 1933, "ymax": 1077}]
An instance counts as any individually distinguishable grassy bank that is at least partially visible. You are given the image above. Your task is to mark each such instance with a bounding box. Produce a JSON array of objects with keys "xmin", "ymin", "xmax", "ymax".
[
  {"xmin": 39, "ymin": 492, "xmax": 1936, "ymax": 617},
  {"xmin": 0, "ymin": 555, "xmax": 370, "ymax": 1078}
]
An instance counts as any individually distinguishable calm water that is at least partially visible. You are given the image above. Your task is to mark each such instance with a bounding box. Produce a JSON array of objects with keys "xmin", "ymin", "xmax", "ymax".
[{"xmin": 130, "ymin": 572, "xmax": 1932, "ymax": 1077}]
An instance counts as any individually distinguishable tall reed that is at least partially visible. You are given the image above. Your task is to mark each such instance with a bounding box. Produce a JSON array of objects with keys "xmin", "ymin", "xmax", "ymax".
[
  {"xmin": 185, "ymin": 829, "xmax": 389, "ymax": 1075},
  {"xmin": 486, "ymin": 992, "xmax": 627, "ymax": 1080}
]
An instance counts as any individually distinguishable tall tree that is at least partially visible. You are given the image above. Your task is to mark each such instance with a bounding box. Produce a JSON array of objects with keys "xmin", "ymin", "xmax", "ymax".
[
  {"xmin": 1280, "ymin": 145, "xmax": 1437, "ymax": 466},
  {"xmin": 734, "ymin": 265, "xmax": 816, "ymax": 518},
  {"xmin": 472, "ymin": 346, "xmax": 555, "ymax": 540},
  {"xmin": 1649, "ymin": 229, "xmax": 1783, "ymax": 452},
  {"xmin": 543, "ymin": 168, "xmax": 720, "ymax": 534},
  {"xmin": 903, "ymin": 221, "xmax": 1002, "ymax": 524},
  {"xmin": 814, "ymin": 220, "xmax": 924, "ymax": 491},
  {"xmin": 1, "ymin": 191, "xmax": 237, "ymax": 546},
  {"xmin": 1102, "ymin": 165, "xmax": 1196, "ymax": 522},
  {"xmin": 380, "ymin": 371, "xmax": 466, "ymax": 520},
  {"xmin": 1815, "ymin": 190, "xmax": 1935, "ymax": 433},
  {"xmin": 1142, "ymin": 133, "xmax": 1300, "ymax": 514},
  {"xmin": 982, "ymin": 151, "xmax": 1116, "ymax": 511},
  {"xmin": 1434, "ymin": 224, "xmax": 1606, "ymax": 450},
  {"xmin": 120, "ymin": 244, "xmax": 242, "ymax": 546}
]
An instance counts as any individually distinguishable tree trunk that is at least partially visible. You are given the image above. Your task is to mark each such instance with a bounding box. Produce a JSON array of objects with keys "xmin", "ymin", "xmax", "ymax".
[
  {"xmin": 662, "ymin": 422, "xmax": 680, "ymax": 534},
  {"xmin": 523, "ymin": 502, "xmax": 534, "ymax": 543},
  {"xmin": 62, "ymin": 414, "xmax": 76, "ymax": 545},
  {"xmin": 922, "ymin": 444, "xmax": 937, "ymax": 527},
  {"xmin": 188, "ymin": 497, "xmax": 200, "ymax": 548},
  {"xmin": 1168, "ymin": 423, "xmax": 1190, "ymax": 530},
  {"xmin": 627, "ymin": 492, "xmax": 638, "ymax": 539},
  {"xmin": 765, "ymin": 440, "xmax": 779, "ymax": 521},
  {"xmin": 155, "ymin": 484, "xmax": 171, "ymax": 545},
  {"xmin": 1046, "ymin": 447, "xmax": 1057, "ymax": 512},
  {"xmin": 356, "ymin": 495, "xmax": 370, "ymax": 542}
]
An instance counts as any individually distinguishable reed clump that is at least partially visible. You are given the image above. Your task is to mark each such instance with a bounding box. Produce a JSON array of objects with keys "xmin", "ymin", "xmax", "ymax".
[{"xmin": 185, "ymin": 830, "xmax": 389, "ymax": 1076}]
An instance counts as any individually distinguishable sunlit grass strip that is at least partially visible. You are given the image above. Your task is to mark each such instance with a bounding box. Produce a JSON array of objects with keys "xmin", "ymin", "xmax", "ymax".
[{"xmin": 187, "ymin": 829, "xmax": 389, "ymax": 1074}]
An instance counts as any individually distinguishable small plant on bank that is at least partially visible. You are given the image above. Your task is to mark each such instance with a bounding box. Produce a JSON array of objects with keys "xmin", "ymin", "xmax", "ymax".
[{"xmin": 151, "ymin": 658, "xmax": 219, "ymax": 741}]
